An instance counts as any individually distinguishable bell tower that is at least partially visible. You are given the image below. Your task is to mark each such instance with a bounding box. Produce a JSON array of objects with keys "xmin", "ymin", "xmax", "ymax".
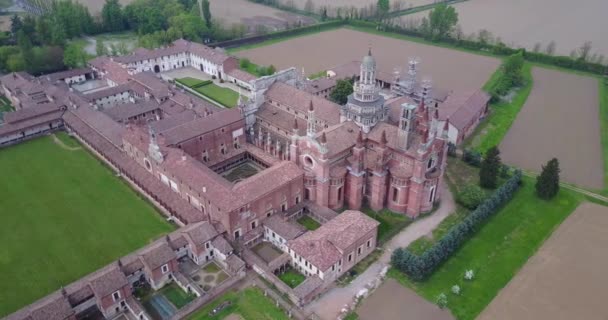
[{"xmin": 397, "ymin": 102, "xmax": 417, "ymax": 150}]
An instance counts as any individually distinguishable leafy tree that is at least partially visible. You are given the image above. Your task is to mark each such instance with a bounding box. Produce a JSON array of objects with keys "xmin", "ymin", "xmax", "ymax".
[
  {"xmin": 102, "ymin": 0, "xmax": 125, "ymax": 32},
  {"xmin": 457, "ymin": 184, "xmax": 486, "ymax": 209},
  {"xmin": 10, "ymin": 14, "xmax": 22, "ymax": 37},
  {"xmin": 426, "ymin": 3, "xmax": 458, "ymax": 40},
  {"xmin": 96, "ymin": 39, "xmax": 106, "ymax": 56},
  {"xmin": 377, "ymin": 0, "xmax": 389, "ymax": 16},
  {"xmin": 201, "ymin": 0, "xmax": 212, "ymax": 29},
  {"xmin": 535, "ymin": 158, "xmax": 560, "ymax": 200},
  {"xmin": 329, "ymin": 78, "xmax": 354, "ymax": 105},
  {"xmin": 63, "ymin": 42, "xmax": 86, "ymax": 68},
  {"xmin": 239, "ymin": 58, "xmax": 251, "ymax": 69},
  {"xmin": 545, "ymin": 41, "xmax": 556, "ymax": 55},
  {"xmin": 577, "ymin": 41, "xmax": 592, "ymax": 62},
  {"xmin": 480, "ymin": 146, "xmax": 501, "ymax": 189},
  {"xmin": 503, "ymin": 51, "xmax": 525, "ymax": 86},
  {"xmin": 169, "ymin": 13, "xmax": 207, "ymax": 42}
]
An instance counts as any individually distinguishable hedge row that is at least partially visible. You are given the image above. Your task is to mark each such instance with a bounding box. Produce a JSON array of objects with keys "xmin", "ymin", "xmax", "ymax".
[
  {"xmin": 191, "ymin": 80, "xmax": 212, "ymax": 89},
  {"xmin": 391, "ymin": 170, "xmax": 522, "ymax": 281}
]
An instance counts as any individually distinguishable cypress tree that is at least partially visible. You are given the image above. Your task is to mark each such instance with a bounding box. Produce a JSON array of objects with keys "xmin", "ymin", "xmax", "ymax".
[
  {"xmin": 480, "ymin": 146, "xmax": 501, "ymax": 189},
  {"xmin": 536, "ymin": 158, "xmax": 560, "ymax": 199}
]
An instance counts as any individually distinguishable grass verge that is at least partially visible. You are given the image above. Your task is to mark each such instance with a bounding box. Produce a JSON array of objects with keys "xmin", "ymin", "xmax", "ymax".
[
  {"xmin": 188, "ymin": 287, "xmax": 289, "ymax": 320},
  {"xmin": 0, "ymin": 136, "xmax": 173, "ymax": 317},
  {"xmin": 278, "ymin": 269, "xmax": 306, "ymax": 288},
  {"xmin": 465, "ymin": 63, "xmax": 533, "ymax": 154},
  {"xmin": 598, "ymin": 79, "xmax": 608, "ymax": 193},
  {"xmin": 162, "ymin": 283, "xmax": 197, "ymax": 309},
  {"xmin": 177, "ymin": 77, "xmax": 240, "ymax": 108},
  {"xmin": 361, "ymin": 207, "xmax": 413, "ymax": 245},
  {"xmin": 389, "ymin": 175, "xmax": 585, "ymax": 320}
]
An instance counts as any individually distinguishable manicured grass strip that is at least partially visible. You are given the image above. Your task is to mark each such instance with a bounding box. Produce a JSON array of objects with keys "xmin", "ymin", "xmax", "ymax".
[
  {"xmin": 297, "ymin": 216, "xmax": 321, "ymax": 230},
  {"xmin": 196, "ymin": 83, "xmax": 240, "ymax": 108},
  {"xmin": 389, "ymin": 175, "xmax": 584, "ymax": 320},
  {"xmin": 362, "ymin": 207, "xmax": 413, "ymax": 245},
  {"xmin": 203, "ymin": 262, "xmax": 221, "ymax": 273},
  {"xmin": 308, "ymin": 70, "xmax": 327, "ymax": 79},
  {"xmin": 0, "ymin": 136, "xmax": 173, "ymax": 317},
  {"xmin": 162, "ymin": 284, "xmax": 196, "ymax": 309},
  {"xmin": 598, "ymin": 79, "xmax": 608, "ymax": 193},
  {"xmin": 466, "ymin": 63, "xmax": 533, "ymax": 154},
  {"xmin": 408, "ymin": 208, "xmax": 468, "ymax": 255},
  {"xmin": 278, "ymin": 269, "xmax": 306, "ymax": 288},
  {"xmin": 177, "ymin": 77, "xmax": 207, "ymax": 87},
  {"xmin": 188, "ymin": 287, "xmax": 289, "ymax": 320},
  {"xmin": 54, "ymin": 131, "xmax": 80, "ymax": 148}
]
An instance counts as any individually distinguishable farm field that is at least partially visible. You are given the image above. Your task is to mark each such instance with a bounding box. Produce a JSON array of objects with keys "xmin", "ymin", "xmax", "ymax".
[
  {"xmin": 389, "ymin": 174, "xmax": 586, "ymax": 320},
  {"xmin": 209, "ymin": 0, "xmax": 314, "ymax": 32},
  {"xmin": 235, "ymin": 28, "xmax": 500, "ymax": 92},
  {"xmin": 500, "ymin": 67, "xmax": 603, "ymax": 189},
  {"xmin": 478, "ymin": 203, "xmax": 608, "ymax": 320},
  {"xmin": 0, "ymin": 134, "xmax": 173, "ymax": 317},
  {"xmin": 397, "ymin": 0, "xmax": 608, "ymax": 56},
  {"xmin": 277, "ymin": 0, "xmax": 433, "ymax": 11},
  {"xmin": 357, "ymin": 279, "xmax": 454, "ymax": 320}
]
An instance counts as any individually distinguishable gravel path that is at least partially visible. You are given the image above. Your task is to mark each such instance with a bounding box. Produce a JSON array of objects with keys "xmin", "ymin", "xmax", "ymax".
[{"xmin": 305, "ymin": 183, "xmax": 456, "ymax": 319}]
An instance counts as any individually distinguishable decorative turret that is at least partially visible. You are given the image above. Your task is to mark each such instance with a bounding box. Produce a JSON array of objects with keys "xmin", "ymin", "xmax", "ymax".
[
  {"xmin": 380, "ymin": 130, "xmax": 388, "ymax": 148},
  {"xmin": 307, "ymin": 100, "xmax": 316, "ymax": 138},
  {"xmin": 356, "ymin": 129, "xmax": 363, "ymax": 148}
]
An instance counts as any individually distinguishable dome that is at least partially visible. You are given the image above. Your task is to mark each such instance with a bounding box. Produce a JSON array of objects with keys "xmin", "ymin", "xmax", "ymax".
[{"xmin": 361, "ymin": 48, "xmax": 376, "ymax": 69}]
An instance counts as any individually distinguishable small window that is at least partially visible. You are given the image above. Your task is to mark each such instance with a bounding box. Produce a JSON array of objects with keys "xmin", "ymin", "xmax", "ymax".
[
  {"xmin": 348, "ymin": 254, "xmax": 352, "ymax": 262},
  {"xmin": 161, "ymin": 264, "xmax": 169, "ymax": 274},
  {"xmin": 205, "ymin": 242, "xmax": 210, "ymax": 249},
  {"xmin": 251, "ymin": 220, "xmax": 257, "ymax": 229},
  {"xmin": 357, "ymin": 247, "xmax": 362, "ymax": 255},
  {"xmin": 112, "ymin": 291, "xmax": 121, "ymax": 302},
  {"xmin": 367, "ymin": 239, "xmax": 371, "ymax": 248},
  {"xmin": 281, "ymin": 203, "xmax": 287, "ymax": 212},
  {"xmin": 295, "ymin": 196, "xmax": 301, "ymax": 204}
]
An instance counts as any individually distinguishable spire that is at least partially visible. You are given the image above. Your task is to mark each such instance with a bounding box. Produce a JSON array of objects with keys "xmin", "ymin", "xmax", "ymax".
[
  {"xmin": 368, "ymin": 46, "xmax": 372, "ymax": 56},
  {"xmin": 319, "ymin": 132, "xmax": 327, "ymax": 144},
  {"xmin": 356, "ymin": 129, "xmax": 363, "ymax": 147},
  {"xmin": 434, "ymin": 107, "xmax": 439, "ymax": 119},
  {"xmin": 309, "ymin": 100, "xmax": 314, "ymax": 111},
  {"xmin": 380, "ymin": 130, "xmax": 387, "ymax": 147},
  {"xmin": 307, "ymin": 100, "xmax": 316, "ymax": 138},
  {"xmin": 293, "ymin": 117, "xmax": 299, "ymax": 130}
]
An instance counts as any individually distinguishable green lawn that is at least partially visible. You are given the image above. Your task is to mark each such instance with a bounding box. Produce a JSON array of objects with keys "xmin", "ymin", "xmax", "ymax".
[
  {"xmin": 0, "ymin": 136, "xmax": 173, "ymax": 317},
  {"xmin": 0, "ymin": 95, "xmax": 12, "ymax": 113},
  {"xmin": 389, "ymin": 175, "xmax": 586, "ymax": 320},
  {"xmin": 203, "ymin": 262, "xmax": 221, "ymax": 273},
  {"xmin": 408, "ymin": 207, "xmax": 468, "ymax": 255},
  {"xmin": 278, "ymin": 269, "xmax": 306, "ymax": 288},
  {"xmin": 297, "ymin": 215, "xmax": 321, "ymax": 230},
  {"xmin": 465, "ymin": 63, "xmax": 534, "ymax": 154},
  {"xmin": 54, "ymin": 132, "xmax": 80, "ymax": 148},
  {"xmin": 188, "ymin": 287, "xmax": 289, "ymax": 320},
  {"xmin": 162, "ymin": 283, "xmax": 196, "ymax": 309},
  {"xmin": 177, "ymin": 78, "xmax": 240, "ymax": 108},
  {"xmin": 361, "ymin": 207, "xmax": 412, "ymax": 245}
]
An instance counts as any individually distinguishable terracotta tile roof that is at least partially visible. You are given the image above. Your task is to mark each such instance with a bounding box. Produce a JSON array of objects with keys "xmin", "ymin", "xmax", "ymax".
[
  {"xmin": 160, "ymin": 108, "xmax": 243, "ymax": 145},
  {"xmin": 265, "ymin": 82, "xmax": 340, "ymax": 125},
  {"xmin": 264, "ymin": 215, "xmax": 306, "ymax": 240},
  {"xmin": 66, "ymin": 284, "xmax": 94, "ymax": 306},
  {"xmin": 226, "ymin": 68, "xmax": 256, "ymax": 82},
  {"xmin": 89, "ymin": 266, "xmax": 128, "ymax": 298},
  {"xmin": 293, "ymin": 275, "xmax": 324, "ymax": 299},
  {"xmin": 42, "ymin": 68, "xmax": 93, "ymax": 83},
  {"xmin": 68, "ymin": 106, "xmax": 125, "ymax": 147},
  {"xmin": 320, "ymin": 121, "xmax": 360, "ymax": 158},
  {"xmin": 211, "ymin": 236, "xmax": 233, "ymax": 255},
  {"xmin": 168, "ymin": 234, "xmax": 188, "ymax": 250},
  {"xmin": 5, "ymin": 292, "xmax": 74, "ymax": 320},
  {"xmin": 182, "ymin": 222, "xmax": 219, "ymax": 248},
  {"xmin": 122, "ymin": 257, "xmax": 144, "ymax": 276},
  {"xmin": 256, "ymin": 102, "xmax": 307, "ymax": 136},
  {"xmin": 288, "ymin": 210, "xmax": 379, "ymax": 272},
  {"xmin": 113, "ymin": 39, "xmax": 231, "ymax": 66},
  {"xmin": 304, "ymin": 201, "xmax": 339, "ymax": 222},
  {"xmin": 104, "ymin": 100, "xmax": 161, "ymax": 121},
  {"xmin": 3, "ymin": 102, "xmax": 63, "ymax": 124},
  {"xmin": 225, "ymin": 254, "xmax": 246, "ymax": 272},
  {"xmin": 386, "ymin": 95, "xmax": 417, "ymax": 125},
  {"xmin": 141, "ymin": 241, "xmax": 175, "ymax": 271},
  {"xmin": 132, "ymin": 72, "xmax": 170, "ymax": 98},
  {"xmin": 126, "ymin": 296, "xmax": 145, "ymax": 315},
  {"xmin": 233, "ymin": 161, "xmax": 303, "ymax": 204},
  {"xmin": 439, "ymin": 89, "xmax": 490, "ymax": 131},
  {"xmin": 305, "ymin": 77, "xmax": 336, "ymax": 94},
  {"xmin": 0, "ymin": 110, "xmax": 64, "ymax": 136},
  {"xmin": 84, "ymin": 83, "xmax": 132, "ymax": 101}
]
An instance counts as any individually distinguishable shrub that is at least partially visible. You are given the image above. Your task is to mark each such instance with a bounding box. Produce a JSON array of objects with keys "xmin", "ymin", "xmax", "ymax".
[
  {"xmin": 457, "ymin": 184, "xmax": 486, "ymax": 209},
  {"xmin": 437, "ymin": 293, "xmax": 448, "ymax": 308},
  {"xmin": 462, "ymin": 149, "xmax": 482, "ymax": 167},
  {"xmin": 211, "ymin": 75, "xmax": 216, "ymax": 80},
  {"xmin": 447, "ymin": 142, "xmax": 457, "ymax": 157},
  {"xmin": 239, "ymin": 58, "xmax": 251, "ymax": 69},
  {"xmin": 451, "ymin": 285, "xmax": 461, "ymax": 295},
  {"xmin": 464, "ymin": 269, "xmax": 475, "ymax": 281},
  {"xmin": 391, "ymin": 170, "xmax": 522, "ymax": 281}
]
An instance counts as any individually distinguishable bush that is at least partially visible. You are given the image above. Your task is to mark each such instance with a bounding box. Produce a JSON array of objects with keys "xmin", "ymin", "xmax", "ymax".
[
  {"xmin": 211, "ymin": 75, "xmax": 216, "ymax": 80},
  {"xmin": 391, "ymin": 170, "xmax": 522, "ymax": 281},
  {"xmin": 451, "ymin": 285, "xmax": 461, "ymax": 295},
  {"xmin": 437, "ymin": 293, "xmax": 448, "ymax": 308},
  {"xmin": 447, "ymin": 142, "xmax": 457, "ymax": 157},
  {"xmin": 462, "ymin": 149, "xmax": 482, "ymax": 167},
  {"xmin": 457, "ymin": 184, "xmax": 486, "ymax": 209},
  {"xmin": 239, "ymin": 58, "xmax": 251, "ymax": 69}
]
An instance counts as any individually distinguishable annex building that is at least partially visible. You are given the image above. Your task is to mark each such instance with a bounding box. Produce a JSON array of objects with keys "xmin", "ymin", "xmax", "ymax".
[{"xmin": 0, "ymin": 38, "xmax": 488, "ymax": 319}]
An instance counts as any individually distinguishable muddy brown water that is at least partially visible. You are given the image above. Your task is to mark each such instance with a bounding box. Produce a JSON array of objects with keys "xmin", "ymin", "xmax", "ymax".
[
  {"xmin": 479, "ymin": 203, "xmax": 608, "ymax": 320},
  {"xmin": 357, "ymin": 278, "xmax": 454, "ymax": 320},
  {"xmin": 500, "ymin": 67, "xmax": 603, "ymax": 189},
  {"xmin": 236, "ymin": 28, "xmax": 500, "ymax": 93},
  {"xmin": 398, "ymin": 0, "xmax": 608, "ymax": 57}
]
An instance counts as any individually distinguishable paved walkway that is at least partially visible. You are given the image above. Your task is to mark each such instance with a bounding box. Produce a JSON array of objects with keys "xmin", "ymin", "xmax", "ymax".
[
  {"xmin": 305, "ymin": 183, "xmax": 456, "ymax": 319},
  {"xmin": 51, "ymin": 134, "xmax": 81, "ymax": 151}
]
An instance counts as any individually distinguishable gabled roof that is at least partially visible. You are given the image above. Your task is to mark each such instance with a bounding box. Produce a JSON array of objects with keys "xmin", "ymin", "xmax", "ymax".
[
  {"xmin": 141, "ymin": 241, "xmax": 175, "ymax": 271},
  {"xmin": 161, "ymin": 108, "xmax": 243, "ymax": 145},
  {"xmin": 265, "ymin": 82, "xmax": 340, "ymax": 125},
  {"xmin": 439, "ymin": 89, "xmax": 491, "ymax": 131},
  {"xmin": 89, "ymin": 266, "xmax": 128, "ymax": 298}
]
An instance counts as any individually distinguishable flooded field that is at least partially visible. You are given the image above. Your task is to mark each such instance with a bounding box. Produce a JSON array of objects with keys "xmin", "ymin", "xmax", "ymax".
[
  {"xmin": 236, "ymin": 28, "xmax": 500, "ymax": 92},
  {"xmin": 479, "ymin": 203, "xmax": 608, "ymax": 320},
  {"xmin": 209, "ymin": 0, "xmax": 314, "ymax": 32},
  {"xmin": 500, "ymin": 67, "xmax": 603, "ymax": 189},
  {"xmin": 397, "ymin": 0, "xmax": 608, "ymax": 57}
]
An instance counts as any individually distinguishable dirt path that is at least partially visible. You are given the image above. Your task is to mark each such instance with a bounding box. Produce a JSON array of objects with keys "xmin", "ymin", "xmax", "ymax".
[
  {"xmin": 51, "ymin": 134, "xmax": 81, "ymax": 151},
  {"xmin": 305, "ymin": 183, "xmax": 455, "ymax": 319}
]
